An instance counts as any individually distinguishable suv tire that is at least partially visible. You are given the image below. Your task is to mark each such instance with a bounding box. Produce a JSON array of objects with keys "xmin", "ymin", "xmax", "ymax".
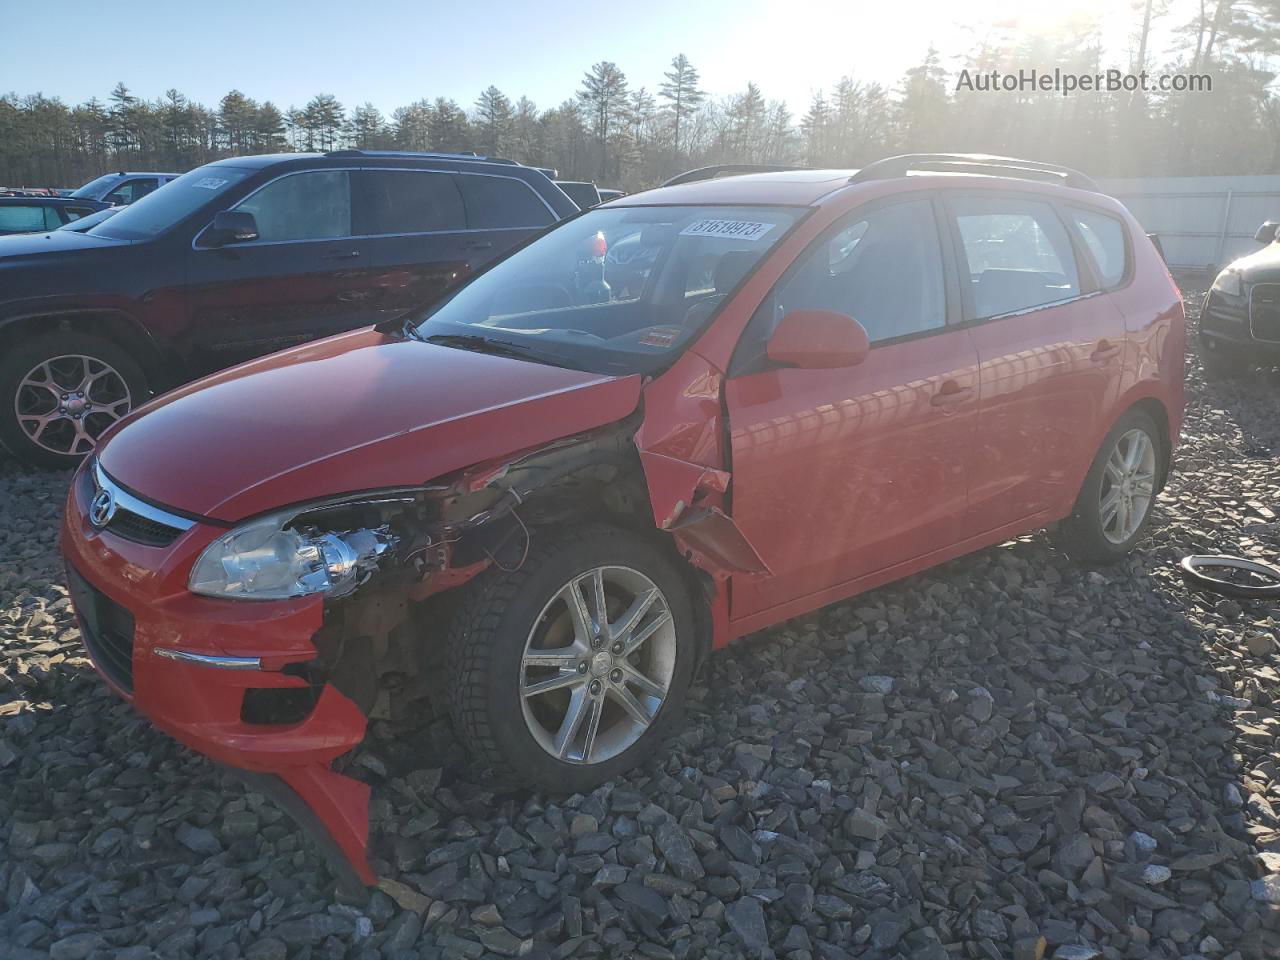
[
  {"xmin": 0, "ymin": 331, "xmax": 147, "ymax": 470},
  {"xmin": 446, "ymin": 524, "xmax": 696, "ymax": 793},
  {"xmin": 1054, "ymin": 408, "xmax": 1163, "ymax": 565},
  {"xmin": 1200, "ymin": 338, "xmax": 1250, "ymax": 380}
]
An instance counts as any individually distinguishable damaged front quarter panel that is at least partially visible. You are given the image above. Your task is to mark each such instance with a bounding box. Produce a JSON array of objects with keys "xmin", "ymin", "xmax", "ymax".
[{"xmin": 250, "ymin": 351, "xmax": 768, "ymax": 893}]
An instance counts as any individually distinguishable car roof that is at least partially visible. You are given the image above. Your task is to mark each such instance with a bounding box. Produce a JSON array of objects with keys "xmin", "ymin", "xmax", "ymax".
[
  {"xmin": 615, "ymin": 166, "xmax": 1111, "ymax": 210},
  {"xmin": 613, "ymin": 170, "xmax": 858, "ymax": 207},
  {"xmin": 0, "ymin": 195, "xmax": 94, "ymax": 205}
]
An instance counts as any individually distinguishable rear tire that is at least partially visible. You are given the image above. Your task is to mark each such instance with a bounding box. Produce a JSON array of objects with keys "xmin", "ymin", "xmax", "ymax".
[
  {"xmin": 446, "ymin": 525, "xmax": 696, "ymax": 793},
  {"xmin": 1200, "ymin": 338, "xmax": 1250, "ymax": 380},
  {"xmin": 1054, "ymin": 409, "xmax": 1162, "ymax": 565},
  {"xmin": 0, "ymin": 331, "xmax": 146, "ymax": 470}
]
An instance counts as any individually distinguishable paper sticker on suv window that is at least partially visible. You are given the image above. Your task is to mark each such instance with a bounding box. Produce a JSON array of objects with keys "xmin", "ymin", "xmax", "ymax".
[
  {"xmin": 192, "ymin": 177, "xmax": 229, "ymax": 190},
  {"xmin": 679, "ymin": 219, "xmax": 775, "ymax": 241}
]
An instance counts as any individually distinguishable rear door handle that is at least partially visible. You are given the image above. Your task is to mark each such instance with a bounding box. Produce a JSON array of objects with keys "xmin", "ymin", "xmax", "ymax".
[
  {"xmin": 464, "ymin": 239, "xmax": 494, "ymax": 251},
  {"xmin": 931, "ymin": 381, "xmax": 974, "ymax": 407},
  {"xmin": 324, "ymin": 250, "xmax": 362, "ymax": 261},
  {"xmin": 1091, "ymin": 340, "xmax": 1122, "ymax": 363}
]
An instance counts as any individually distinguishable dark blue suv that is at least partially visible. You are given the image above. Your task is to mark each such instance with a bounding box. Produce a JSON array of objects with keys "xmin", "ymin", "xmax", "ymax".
[{"xmin": 0, "ymin": 151, "xmax": 579, "ymax": 467}]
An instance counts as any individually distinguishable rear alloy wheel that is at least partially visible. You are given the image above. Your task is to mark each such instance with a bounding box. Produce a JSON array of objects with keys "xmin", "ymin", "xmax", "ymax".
[
  {"xmin": 0, "ymin": 332, "xmax": 146, "ymax": 469},
  {"xmin": 447, "ymin": 526, "xmax": 696, "ymax": 792},
  {"xmin": 1054, "ymin": 409, "xmax": 1163, "ymax": 564}
]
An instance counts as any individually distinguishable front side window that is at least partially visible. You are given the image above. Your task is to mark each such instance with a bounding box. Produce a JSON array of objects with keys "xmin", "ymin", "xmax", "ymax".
[
  {"xmin": 105, "ymin": 178, "xmax": 159, "ymax": 205},
  {"xmin": 1069, "ymin": 207, "xmax": 1128, "ymax": 288},
  {"xmin": 745, "ymin": 199, "xmax": 946, "ymax": 356},
  {"xmin": 458, "ymin": 175, "xmax": 553, "ymax": 229},
  {"xmin": 952, "ymin": 197, "xmax": 1080, "ymax": 319},
  {"xmin": 234, "ymin": 171, "xmax": 351, "ymax": 243},
  {"xmin": 355, "ymin": 170, "xmax": 465, "ymax": 235},
  {"xmin": 410, "ymin": 204, "xmax": 802, "ymax": 375}
]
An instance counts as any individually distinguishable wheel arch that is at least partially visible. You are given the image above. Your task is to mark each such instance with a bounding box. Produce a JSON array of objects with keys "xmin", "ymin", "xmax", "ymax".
[{"xmin": 0, "ymin": 308, "xmax": 166, "ymax": 387}]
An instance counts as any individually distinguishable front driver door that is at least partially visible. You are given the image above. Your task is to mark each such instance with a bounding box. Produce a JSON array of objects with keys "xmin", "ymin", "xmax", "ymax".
[
  {"xmin": 724, "ymin": 197, "xmax": 981, "ymax": 622},
  {"xmin": 183, "ymin": 169, "xmax": 384, "ymax": 372}
]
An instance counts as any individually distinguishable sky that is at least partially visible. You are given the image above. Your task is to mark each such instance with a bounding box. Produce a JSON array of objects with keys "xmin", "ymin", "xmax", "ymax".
[{"xmin": 2, "ymin": 0, "xmax": 1149, "ymax": 116}]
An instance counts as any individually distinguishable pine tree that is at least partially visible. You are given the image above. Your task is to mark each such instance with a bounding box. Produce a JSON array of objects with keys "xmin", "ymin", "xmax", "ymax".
[
  {"xmin": 474, "ymin": 86, "xmax": 513, "ymax": 155},
  {"xmin": 659, "ymin": 54, "xmax": 705, "ymax": 157}
]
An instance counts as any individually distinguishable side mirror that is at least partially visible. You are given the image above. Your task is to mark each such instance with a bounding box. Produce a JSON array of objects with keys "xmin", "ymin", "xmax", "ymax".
[
  {"xmin": 1255, "ymin": 220, "xmax": 1280, "ymax": 244},
  {"xmin": 204, "ymin": 210, "xmax": 259, "ymax": 246},
  {"xmin": 767, "ymin": 309, "xmax": 870, "ymax": 369}
]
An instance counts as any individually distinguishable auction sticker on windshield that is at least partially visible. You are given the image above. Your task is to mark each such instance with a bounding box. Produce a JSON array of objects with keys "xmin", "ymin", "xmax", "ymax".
[
  {"xmin": 679, "ymin": 219, "xmax": 776, "ymax": 241},
  {"xmin": 193, "ymin": 177, "xmax": 230, "ymax": 190}
]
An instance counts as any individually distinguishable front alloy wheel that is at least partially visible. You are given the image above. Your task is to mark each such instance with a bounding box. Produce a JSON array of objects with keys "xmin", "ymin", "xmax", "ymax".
[
  {"xmin": 520, "ymin": 565, "xmax": 676, "ymax": 766},
  {"xmin": 447, "ymin": 526, "xmax": 696, "ymax": 792},
  {"xmin": 15, "ymin": 354, "xmax": 133, "ymax": 457},
  {"xmin": 0, "ymin": 331, "xmax": 147, "ymax": 470}
]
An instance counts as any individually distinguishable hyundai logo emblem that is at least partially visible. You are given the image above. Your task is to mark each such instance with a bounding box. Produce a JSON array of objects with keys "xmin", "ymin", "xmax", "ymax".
[{"xmin": 89, "ymin": 488, "xmax": 117, "ymax": 529}]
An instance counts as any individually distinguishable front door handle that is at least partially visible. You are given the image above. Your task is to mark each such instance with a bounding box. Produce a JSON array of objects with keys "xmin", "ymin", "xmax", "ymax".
[
  {"xmin": 464, "ymin": 239, "xmax": 494, "ymax": 251},
  {"xmin": 1091, "ymin": 339, "xmax": 1122, "ymax": 363},
  {"xmin": 324, "ymin": 250, "xmax": 362, "ymax": 261},
  {"xmin": 931, "ymin": 381, "xmax": 974, "ymax": 407}
]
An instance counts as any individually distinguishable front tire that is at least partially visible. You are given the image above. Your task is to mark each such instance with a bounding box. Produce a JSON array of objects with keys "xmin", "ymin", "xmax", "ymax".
[
  {"xmin": 446, "ymin": 525, "xmax": 697, "ymax": 793},
  {"xmin": 0, "ymin": 331, "xmax": 146, "ymax": 469},
  {"xmin": 1053, "ymin": 409, "xmax": 1162, "ymax": 565}
]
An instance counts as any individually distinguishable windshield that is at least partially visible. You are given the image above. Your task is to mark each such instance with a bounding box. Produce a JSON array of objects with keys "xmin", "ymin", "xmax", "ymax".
[
  {"xmin": 70, "ymin": 174, "xmax": 119, "ymax": 199},
  {"xmin": 88, "ymin": 165, "xmax": 254, "ymax": 241},
  {"xmin": 410, "ymin": 204, "xmax": 802, "ymax": 375}
]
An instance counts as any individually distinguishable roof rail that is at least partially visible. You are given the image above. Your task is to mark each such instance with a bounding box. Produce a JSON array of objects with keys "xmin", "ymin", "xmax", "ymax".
[
  {"xmin": 661, "ymin": 163, "xmax": 809, "ymax": 188},
  {"xmin": 324, "ymin": 149, "xmax": 483, "ymax": 160},
  {"xmin": 848, "ymin": 153, "xmax": 1099, "ymax": 192}
]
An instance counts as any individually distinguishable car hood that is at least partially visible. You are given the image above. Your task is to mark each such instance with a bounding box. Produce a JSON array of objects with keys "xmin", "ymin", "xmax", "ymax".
[
  {"xmin": 0, "ymin": 228, "xmax": 125, "ymax": 259},
  {"xmin": 98, "ymin": 329, "xmax": 643, "ymax": 522}
]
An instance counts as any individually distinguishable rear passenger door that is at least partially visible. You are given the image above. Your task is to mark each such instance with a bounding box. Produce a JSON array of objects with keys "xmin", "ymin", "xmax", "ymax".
[
  {"xmin": 455, "ymin": 173, "xmax": 556, "ymax": 271},
  {"xmin": 947, "ymin": 194, "xmax": 1126, "ymax": 535},
  {"xmin": 356, "ymin": 169, "xmax": 557, "ymax": 319}
]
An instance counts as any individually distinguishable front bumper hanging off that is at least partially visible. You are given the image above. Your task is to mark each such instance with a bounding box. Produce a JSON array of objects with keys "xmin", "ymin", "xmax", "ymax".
[{"xmin": 61, "ymin": 471, "xmax": 377, "ymax": 892}]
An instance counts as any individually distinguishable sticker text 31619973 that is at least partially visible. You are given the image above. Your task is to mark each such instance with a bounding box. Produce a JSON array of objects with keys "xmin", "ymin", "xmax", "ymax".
[{"xmin": 679, "ymin": 219, "xmax": 776, "ymax": 241}]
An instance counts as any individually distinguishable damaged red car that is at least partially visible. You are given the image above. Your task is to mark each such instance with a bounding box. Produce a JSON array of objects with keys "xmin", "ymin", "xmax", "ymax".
[{"xmin": 62, "ymin": 154, "xmax": 1185, "ymax": 891}]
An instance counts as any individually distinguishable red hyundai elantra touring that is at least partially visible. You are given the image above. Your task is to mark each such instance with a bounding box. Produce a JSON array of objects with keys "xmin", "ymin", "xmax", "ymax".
[{"xmin": 62, "ymin": 154, "xmax": 1185, "ymax": 888}]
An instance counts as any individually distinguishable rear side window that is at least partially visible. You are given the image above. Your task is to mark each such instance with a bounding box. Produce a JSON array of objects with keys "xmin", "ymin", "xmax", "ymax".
[
  {"xmin": 952, "ymin": 198, "xmax": 1079, "ymax": 319},
  {"xmin": 1068, "ymin": 207, "xmax": 1128, "ymax": 288},
  {"xmin": 0, "ymin": 205, "xmax": 47, "ymax": 233},
  {"xmin": 458, "ymin": 175, "xmax": 553, "ymax": 229},
  {"xmin": 753, "ymin": 199, "xmax": 946, "ymax": 346},
  {"xmin": 234, "ymin": 170, "xmax": 351, "ymax": 242},
  {"xmin": 355, "ymin": 170, "xmax": 466, "ymax": 235}
]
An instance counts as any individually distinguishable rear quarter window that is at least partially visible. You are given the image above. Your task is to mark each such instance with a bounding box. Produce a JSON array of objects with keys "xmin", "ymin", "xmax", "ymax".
[
  {"xmin": 1068, "ymin": 207, "xmax": 1129, "ymax": 288},
  {"xmin": 458, "ymin": 175, "xmax": 553, "ymax": 230}
]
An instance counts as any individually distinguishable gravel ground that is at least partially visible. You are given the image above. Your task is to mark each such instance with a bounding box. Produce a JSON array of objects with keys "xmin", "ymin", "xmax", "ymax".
[{"xmin": 3, "ymin": 287, "xmax": 1280, "ymax": 960}]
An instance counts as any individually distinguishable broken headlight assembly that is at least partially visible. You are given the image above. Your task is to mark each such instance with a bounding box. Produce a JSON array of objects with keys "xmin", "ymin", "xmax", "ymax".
[{"xmin": 189, "ymin": 506, "xmax": 398, "ymax": 601}]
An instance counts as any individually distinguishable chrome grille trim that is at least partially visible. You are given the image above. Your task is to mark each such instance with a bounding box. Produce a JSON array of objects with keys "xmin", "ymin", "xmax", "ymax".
[{"xmin": 93, "ymin": 460, "xmax": 197, "ymax": 537}]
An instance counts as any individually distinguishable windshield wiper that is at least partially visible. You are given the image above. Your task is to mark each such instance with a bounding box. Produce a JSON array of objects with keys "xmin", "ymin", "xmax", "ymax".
[{"xmin": 419, "ymin": 332, "xmax": 570, "ymax": 368}]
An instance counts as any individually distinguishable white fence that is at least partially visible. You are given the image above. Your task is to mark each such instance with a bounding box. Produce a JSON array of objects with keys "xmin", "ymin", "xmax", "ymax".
[{"xmin": 1096, "ymin": 175, "xmax": 1280, "ymax": 270}]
